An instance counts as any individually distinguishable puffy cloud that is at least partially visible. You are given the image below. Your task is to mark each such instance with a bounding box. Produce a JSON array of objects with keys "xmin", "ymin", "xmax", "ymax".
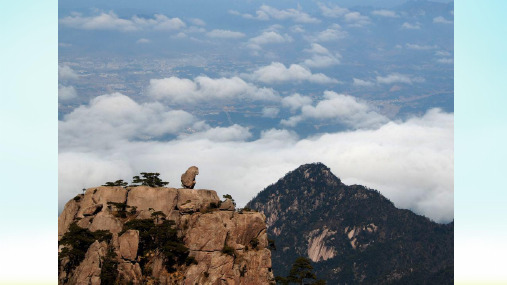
[
  {"xmin": 402, "ymin": 22, "xmax": 421, "ymax": 30},
  {"xmin": 353, "ymin": 78, "xmax": 375, "ymax": 87},
  {"xmin": 206, "ymin": 29, "xmax": 245, "ymax": 39},
  {"xmin": 136, "ymin": 38, "xmax": 151, "ymax": 44},
  {"xmin": 302, "ymin": 43, "xmax": 342, "ymax": 68},
  {"xmin": 376, "ymin": 73, "xmax": 425, "ymax": 84},
  {"xmin": 60, "ymin": 11, "xmax": 186, "ymax": 31},
  {"xmin": 281, "ymin": 93, "xmax": 313, "ymax": 112},
  {"xmin": 189, "ymin": 18, "xmax": 206, "ymax": 26},
  {"xmin": 433, "ymin": 16, "xmax": 453, "ymax": 24},
  {"xmin": 344, "ymin": 12, "xmax": 371, "ymax": 27},
  {"xmin": 262, "ymin": 107, "xmax": 280, "ymax": 118},
  {"xmin": 308, "ymin": 24, "xmax": 347, "ymax": 42},
  {"xmin": 317, "ymin": 3, "xmax": 369, "ymax": 27},
  {"xmin": 59, "ymin": 108, "xmax": 454, "ymax": 223},
  {"xmin": 406, "ymin": 43, "xmax": 438, "ymax": 50},
  {"xmin": 246, "ymin": 62, "xmax": 338, "ymax": 84},
  {"xmin": 247, "ymin": 31, "xmax": 293, "ymax": 50},
  {"xmin": 317, "ymin": 3, "xmax": 349, "ymax": 18},
  {"xmin": 58, "ymin": 85, "xmax": 78, "ymax": 101},
  {"xmin": 281, "ymin": 91, "xmax": 388, "ymax": 129},
  {"xmin": 291, "ymin": 25, "xmax": 305, "ymax": 33},
  {"xmin": 59, "ymin": 93, "xmax": 197, "ymax": 150},
  {"xmin": 371, "ymin": 10, "xmax": 398, "ymax": 18},
  {"xmin": 233, "ymin": 5, "xmax": 320, "ymax": 23},
  {"xmin": 146, "ymin": 76, "xmax": 280, "ymax": 104},
  {"xmin": 58, "ymin": 65, "xmax": 79, "ymax": 81}
]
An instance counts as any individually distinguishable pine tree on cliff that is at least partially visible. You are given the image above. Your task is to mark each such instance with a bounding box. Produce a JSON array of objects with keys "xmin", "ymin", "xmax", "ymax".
[
  {"xmin": 131, "ymin": 172, "xmax": 169, "ymax": 187},
  {"xmin": 276, "ymin": 257, "xmax": 325, "ymax": 285}
]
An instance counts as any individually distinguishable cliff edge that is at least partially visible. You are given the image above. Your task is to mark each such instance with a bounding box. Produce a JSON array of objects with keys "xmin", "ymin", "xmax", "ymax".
[{"xmin": 58, "ymin": 186, "xmax": 274, "ymax": 285}]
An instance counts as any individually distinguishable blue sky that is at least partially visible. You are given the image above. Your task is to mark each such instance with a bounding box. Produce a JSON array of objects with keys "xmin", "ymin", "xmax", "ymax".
[{"xmin": 57, "ymin": 0, "xmax": 455, "ymax": 223}]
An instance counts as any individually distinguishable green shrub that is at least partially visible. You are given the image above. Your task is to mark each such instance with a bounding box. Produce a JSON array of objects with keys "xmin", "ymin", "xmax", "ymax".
[
  {"xmin": 130, "ymin": 172, "xmax": 169, "ymax": 187},
  {"xmin": 102, "ymin": 179, "xmax": 128, "ymax": 187},
  {"xmin": 100, "ymin": 246, "xmax": 119, "ymax": 284},
  {"xmin": 58, "ymin": 223, "xmax": 112, "ymax": 275},
  {"xmin": 121, "ymin": 219, "xmax": 195, "ymax": 273}
]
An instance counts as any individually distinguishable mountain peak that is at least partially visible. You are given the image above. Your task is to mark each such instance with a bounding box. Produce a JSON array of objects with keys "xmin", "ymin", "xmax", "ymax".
[
  {"xmin": 285, "ymin": 162, "xmax": 342, "ymax": 185},
  {"xmin": 247, "ymin": 163, "xmax": 453, "ymax": 283}
]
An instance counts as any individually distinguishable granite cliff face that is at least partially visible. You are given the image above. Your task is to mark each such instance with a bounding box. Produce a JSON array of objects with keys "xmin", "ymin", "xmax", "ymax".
[{"xmin": 58, "ymin": 186, "xmax": 274, "ymax": 285}]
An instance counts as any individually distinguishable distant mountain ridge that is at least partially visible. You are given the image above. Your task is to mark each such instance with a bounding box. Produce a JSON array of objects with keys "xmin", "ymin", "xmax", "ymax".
[{"xmin": 247, "ymin": 163, "xmax": 453, "ymax": 284}]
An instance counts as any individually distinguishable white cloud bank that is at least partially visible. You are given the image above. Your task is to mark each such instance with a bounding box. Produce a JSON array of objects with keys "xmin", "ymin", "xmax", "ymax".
[
  {"xmin": 281, "ymin": 91, "xmax": 388, "ymax": 129},
  {"xmin": 146, "ymin": 76, "xmax": 279, "ymax": 104},
  {"xmin": 246, "ymin": 62, "xmax": 338, "ymax": 84},
  {"xmin": 59, "ymin": 106, "xmax": 454, "ymax": 223},
  {"xmin": 60, "ymin": 11, "xmax": 186, "ymax": 31}
]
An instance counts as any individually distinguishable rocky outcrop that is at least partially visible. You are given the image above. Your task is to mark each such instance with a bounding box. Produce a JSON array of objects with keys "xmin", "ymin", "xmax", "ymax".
[
  {"xmin": 58, "ymin": 185, "xmax": 274, "ymax": 285},
  {"xmin": 181, "ymin": 166, "xmax": 199, "ymax": 189},
  {"xmin": 119, "ymin": 230, "xmax": 139, "ymax": 261},
  {"xmin": 219, "ymin": 198, "xmax": 235, "ymax": 211},
  {"xmin": 68, "ymin": 240, "xmax": 108, "ymax": 285}
]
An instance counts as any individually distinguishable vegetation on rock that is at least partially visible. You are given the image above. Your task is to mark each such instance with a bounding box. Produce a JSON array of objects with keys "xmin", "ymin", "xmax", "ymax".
[
  {"xmin": 58, "ymin": 222, "xmax": 112, "ymax": 275},
  {"xmin": 102, "ymin": 179, "xmax": 128, "ymax": 187},
  {"xmin": 275, "ymin": 257, "xmax": 325, "ymax": 285},
  {"xmin": 248, "ymin": 163, "xmax": 453, "ymax": 284},
  {"xmin": 131, "ymin": 172, "xmax": 169, "ymax": 187},
  {"xmin": 121, "ymin": 219, "xmax": 195, "ymax": 273}
]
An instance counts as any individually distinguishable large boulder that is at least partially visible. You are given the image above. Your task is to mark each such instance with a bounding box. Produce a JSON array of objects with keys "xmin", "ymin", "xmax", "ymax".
[
  {"xmin": 118, "ymin": 230, "xmax": 139, "ymax": 261},
  {"xmin": 181, "ymin": 166, "xmax": 199, "ymax": 189}
]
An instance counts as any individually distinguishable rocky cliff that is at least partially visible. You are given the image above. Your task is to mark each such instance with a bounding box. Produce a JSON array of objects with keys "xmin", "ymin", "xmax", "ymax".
[
  {"xmin": 247, "ymin": 163, "xmax": 453, "ymax": 284},
  {"xmin": 58, "ymin": 186, "xmax": 274, "ymax": 285}
]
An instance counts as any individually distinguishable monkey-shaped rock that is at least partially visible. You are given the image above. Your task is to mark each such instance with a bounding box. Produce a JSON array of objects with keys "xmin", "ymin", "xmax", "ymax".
[{"xmin": 181, "ymin": 166, "xmax": 199, "ymax": 189}]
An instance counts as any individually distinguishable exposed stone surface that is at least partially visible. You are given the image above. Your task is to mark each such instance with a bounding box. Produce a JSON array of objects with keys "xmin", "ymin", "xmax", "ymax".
[
  {"xmin": 127, "ymin": 186, "xmax": 178, "ymax": 219},
  {"xmin": 118, "ymin": 261, "xmax": 143, "ymax": 284},
  {"xmin": 88, "ymin": 210, "xmax": 123, "ymax": 234},
  {"xmin": 68, "ymin": 240, "xmax": 107, "ymax": 285},
  {"xmin": 181, "ymin": 166, "xmax": 199, "ymax": 189},
  {"xmin": 119, "ymin": 230, "xmax": 139, "ymax": 261},
  {"xmin": 219, "ymin": 198, "xmax": 235, "ymax": 211},
  {"xmin": 177, "ymin": 188, "xmax": 220, "ymax": 214},
  {"xmin": 307, "ymin": 228, "xmax": 337, "ymax": 262},
  {"xmin": 58, "ymin": 185, "xmax": 274, "ymax": 285},
  {"xmin": 82, "ymin": 204, "xmax": 103, "ymax": 216},
  {"xmin": 76, "ymin": 186, "xmax": 127, "ymax": 218},
  {"xmin": 58, "ymin": 198, "xmax": 80, "ymax": 240}
]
